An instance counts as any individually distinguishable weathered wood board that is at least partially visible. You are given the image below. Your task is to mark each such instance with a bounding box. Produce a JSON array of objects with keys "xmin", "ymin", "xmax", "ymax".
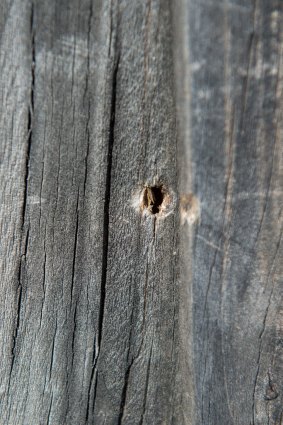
[{"xmin": 0, "ymin": 0, "xmax": 282, "ymax": 424}]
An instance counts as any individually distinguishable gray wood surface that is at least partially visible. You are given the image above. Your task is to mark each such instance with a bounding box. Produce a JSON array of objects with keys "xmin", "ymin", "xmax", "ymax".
[{"xmin": 0, "ymin": 0, "xmax": 282, "ymax": 424}]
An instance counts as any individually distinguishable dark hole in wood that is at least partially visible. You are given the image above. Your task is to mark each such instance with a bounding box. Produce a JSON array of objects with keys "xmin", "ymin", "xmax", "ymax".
[{"xmin": 143, "ymin": 186, "xmax": 164, "ymax": 214}]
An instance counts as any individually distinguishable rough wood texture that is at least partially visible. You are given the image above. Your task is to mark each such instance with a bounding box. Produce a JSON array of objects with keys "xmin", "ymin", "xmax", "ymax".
[
  {"xmin": 174, "ymin": 1, "xmax": 283, "ymax": 424},
  {"xmin": 0, "ymin": 0, "xmax": 282, "ymax": 424}
]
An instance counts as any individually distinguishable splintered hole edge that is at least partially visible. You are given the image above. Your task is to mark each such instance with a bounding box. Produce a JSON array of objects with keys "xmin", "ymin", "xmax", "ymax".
[{"xmin": 143, "ymin": 185, "xmax": 165, "ymax": 215}]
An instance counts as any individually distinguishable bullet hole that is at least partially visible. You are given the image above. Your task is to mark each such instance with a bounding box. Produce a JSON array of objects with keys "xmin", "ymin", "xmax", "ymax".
[
  {"xmin": 143, "ymin": 185, "xmax": 164, "ymax": 215},
  {"xmin": 131, "ymin": 183, "xmax": 173, "ymax": 218}
]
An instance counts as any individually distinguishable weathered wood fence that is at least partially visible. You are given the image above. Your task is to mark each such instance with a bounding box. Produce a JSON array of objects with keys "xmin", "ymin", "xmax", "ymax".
[{"xmin": 0, "ymin": 0, "xmax": 282, "ymax": 423}]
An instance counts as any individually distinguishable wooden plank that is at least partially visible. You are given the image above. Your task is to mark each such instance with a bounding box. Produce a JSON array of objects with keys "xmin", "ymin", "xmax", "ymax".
[
  {"xmin": 0, "ymin": 0, "xmax": 184, "ymax": 423},
  {"xmin": 174, "ymin": 0, "xmax": 283, "ymax": 424},
  {"xmin": 89, "ymin": 1, "xmax": 181, "ymax": 423},
  {"xmin": 0, "ymin": 0, "xmax": 282, "ymax": 424}
]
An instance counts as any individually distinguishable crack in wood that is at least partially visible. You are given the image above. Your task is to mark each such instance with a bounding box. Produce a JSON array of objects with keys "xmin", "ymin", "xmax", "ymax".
[
  {"xmin": 70, "ymin": 193, "xmax": 80, "ymax": 304},
  {"xmin": 139, "ymin": 341, "xmax": 153, "ymax": 425},
  {"xmin": 99, "ymin": 54, "xmax": 120, "ymax": 347},
  {"xmin": 117, "ymin": 357, "xmax": 134, "ymax": 424},
  {"xmin": 83, "ymin": 0, "xmax": 93, "ymax": 197},
  {"xmin": 86, "ymin": 53, "xmax": 120, "ymax": 423}
]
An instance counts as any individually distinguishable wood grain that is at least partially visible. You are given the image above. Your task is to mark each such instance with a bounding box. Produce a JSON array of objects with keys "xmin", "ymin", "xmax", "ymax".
[
  {"xmin": 174, "ymin": 0, "xmax": 283, "ymax": 424},
  {"xmin": 0, "ymin": 0, "xmax": 282, "ymax": 424}
]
